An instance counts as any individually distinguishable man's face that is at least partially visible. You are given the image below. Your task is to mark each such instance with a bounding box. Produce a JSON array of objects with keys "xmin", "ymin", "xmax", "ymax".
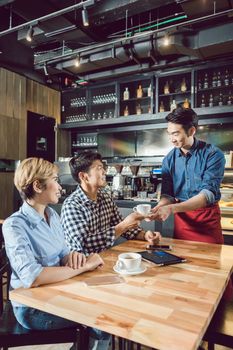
[
  {"xmin": 167, "ymin": 122, "xmax": 194, "ymax": 149},
  {"xmin": 85, "ymin": 160, "xmax": 106, "ymax": 188}
]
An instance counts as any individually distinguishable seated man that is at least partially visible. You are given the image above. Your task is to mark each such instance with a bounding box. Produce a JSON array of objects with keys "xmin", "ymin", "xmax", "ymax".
[{"xmin": 61, "ymin": 151, "xmax": 161, "ymax": 254}]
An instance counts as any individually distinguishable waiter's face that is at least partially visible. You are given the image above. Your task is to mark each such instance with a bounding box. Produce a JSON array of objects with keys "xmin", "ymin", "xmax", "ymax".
[{"xmin": 167, "ymin": 122, "xmax": 195, "ymax": 149}]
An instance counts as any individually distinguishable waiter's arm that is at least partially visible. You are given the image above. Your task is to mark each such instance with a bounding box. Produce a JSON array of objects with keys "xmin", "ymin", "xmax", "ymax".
[{"xmin": 151, "ymin": 193, "xmax": 207, "ymax": 221}]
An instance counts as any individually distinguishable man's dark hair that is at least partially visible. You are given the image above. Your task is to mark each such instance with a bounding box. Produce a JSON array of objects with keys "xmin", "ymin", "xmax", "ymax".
[
  {"xmin": 165, "ymin": 107, "xmax": 198, "ymax": 134},
  {"xmin": 69, "ymin": 150, "xmax": 102, "ymax": 183}
]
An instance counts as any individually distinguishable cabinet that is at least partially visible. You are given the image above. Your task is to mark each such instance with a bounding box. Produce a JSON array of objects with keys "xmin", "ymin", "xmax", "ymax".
[
  {"xmin": 195, "ymin": 65, "xmax": 233, "ymax": 109},
  {"xmin": 158, "ymin": 72, "xmax": 192, "ymax": 112},
  {"xmin": 89, "ymin": 83, "xmax": 117, "ymax": 121},
  {"xmin": 120, "ymin": 78, "xmax": 153, "ymax": 117},
  {"xmin": 71, "ymin": 131, "xmax": 97, "ymax": 155},
  {"xmin": 61, "ymin": 88, "xmax": 87, "ymax": 123}
]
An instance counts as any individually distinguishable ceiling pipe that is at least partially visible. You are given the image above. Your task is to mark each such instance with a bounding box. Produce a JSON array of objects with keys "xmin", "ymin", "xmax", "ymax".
[
  {"xmin": 35, "ymin": 7, "xmax": 233, "ymax": 68},
  {"xmin": 0, "ymin": 0, "xmax": 94, "ymax": 37}
]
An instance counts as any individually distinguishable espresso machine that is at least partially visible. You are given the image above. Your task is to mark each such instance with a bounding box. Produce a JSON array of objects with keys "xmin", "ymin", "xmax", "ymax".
[
  {"xmin": 112, "ymin": 164, "xmax": 125, "ymax": 198},
  {"xmin": 129, "ymin": 160, "xmax": 142, "ymax": 197}
]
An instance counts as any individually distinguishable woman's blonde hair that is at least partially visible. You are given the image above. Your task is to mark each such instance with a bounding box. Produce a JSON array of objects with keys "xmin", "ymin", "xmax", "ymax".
[{"xmin": 14, "ymin": 157, "xmax": 58, "ymax": 199}]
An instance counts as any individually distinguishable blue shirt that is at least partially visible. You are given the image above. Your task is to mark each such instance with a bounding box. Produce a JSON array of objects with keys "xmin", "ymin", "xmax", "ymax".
[
  {"xmin": 3, "ymin": 202, "xmax": 69, "ymax": 306},
  {"xmin": 161, "ymin": 138, "xmax": 225, "ymax": 205}
]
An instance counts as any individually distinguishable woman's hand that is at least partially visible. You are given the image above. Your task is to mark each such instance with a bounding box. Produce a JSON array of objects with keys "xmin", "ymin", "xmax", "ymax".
[
  {"xmin": 66, "ymin": 251, "xmax": 86, "ymax": 269},
  {"xmin": 86, "ymin": 253, "xmax": 104, "ymax": 271},
  {"xmin": 144, "ymin": 230, "xmax": 161, "ymax": 244}
]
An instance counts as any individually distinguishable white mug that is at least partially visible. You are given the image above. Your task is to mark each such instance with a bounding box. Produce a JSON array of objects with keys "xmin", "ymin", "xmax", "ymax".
[
  {"xmin": 133, "ymin": 204, "xmax": 151, "ymax": 216},
  {"xmin": 116, "ymin": 252, "xmax": 141, "ymax": 272}
]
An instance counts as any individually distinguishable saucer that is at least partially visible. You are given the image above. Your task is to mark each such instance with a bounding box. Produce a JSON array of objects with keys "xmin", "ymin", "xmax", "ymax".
[{"xmin": 113, "ymin": 264, "xmax": 147, "ymax": 276}]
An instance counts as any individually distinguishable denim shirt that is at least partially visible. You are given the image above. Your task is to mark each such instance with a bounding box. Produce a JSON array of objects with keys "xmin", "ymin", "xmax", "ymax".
[
  {"xmin": 161, "ymin": 138, "xmax": 225, "ymax": 205},
  {"xmin": 3, "ymin": 202, "xmax": 69, "ymax": 306}
]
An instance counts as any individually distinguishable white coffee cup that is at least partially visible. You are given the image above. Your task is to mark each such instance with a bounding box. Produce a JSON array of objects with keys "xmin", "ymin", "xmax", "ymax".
[
  {"xmin": 133, "ymin": 204, "xmax": 151, "ymax": 216},
  {"xmin": 116, "ymin": 252, "xmax": 142, "ymax": 272}
]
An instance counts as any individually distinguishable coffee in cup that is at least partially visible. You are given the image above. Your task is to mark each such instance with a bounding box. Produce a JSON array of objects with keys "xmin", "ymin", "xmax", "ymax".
[
  {"xmin": 116, "ymin": 252, "xmax": 141, "ymax": 272},
  {"xmin": 133, "ymin": 204, "xmax": 151, "ymax": 216}
]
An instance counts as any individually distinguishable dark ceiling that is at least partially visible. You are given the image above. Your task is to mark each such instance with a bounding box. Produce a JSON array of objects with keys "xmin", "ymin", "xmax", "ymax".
[{"xmin": 0, "ymin": 0, "xmax": 233, "ymax": 89}]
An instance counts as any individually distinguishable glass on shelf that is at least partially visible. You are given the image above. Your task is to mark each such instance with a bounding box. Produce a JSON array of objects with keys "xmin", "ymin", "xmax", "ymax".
[
  {"xmin": 227, "ymin": 91, "xmax": 232, "ymax": 105},
  {"xmin": 200, "ymin": 94, "xmax": 206, "ymax": 107},
  {"xmin": 203, "ymin": 73, "xmax": 209, "ymax": 89},
  {"xmin": 208, "ymin": 93, "xmax": 214, "ymax": 107}
]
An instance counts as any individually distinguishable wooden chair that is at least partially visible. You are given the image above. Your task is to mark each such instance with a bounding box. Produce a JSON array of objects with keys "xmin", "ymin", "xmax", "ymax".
[
  {"xmin": 204, "ymin": 298, "xmax": 233, "ymax": 350},
  {"xmin": 0, "ymin": 247, "xmax": 89, "ymax": 350}
]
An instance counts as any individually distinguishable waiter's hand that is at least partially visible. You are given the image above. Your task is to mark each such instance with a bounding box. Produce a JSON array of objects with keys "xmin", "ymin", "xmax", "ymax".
[
  {"xmin": 150, "ymin": 205, "xmax": 173, "ymax": 221},
  {"xmin": 144, "ymin": 230, "xmax": 161, "ymax": 244}
]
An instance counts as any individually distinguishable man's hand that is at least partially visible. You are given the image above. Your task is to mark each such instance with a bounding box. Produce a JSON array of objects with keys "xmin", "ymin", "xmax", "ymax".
[
  {"xmin": 150, "ymin": 205, "xmax": 173, "ymax": 221},
  {"xmin": 66, "ymin": 251, "xmax": 86, "ymax": 269},
  {"xmin": 122, "ymin": 212, "xmax": 145, "ymax": 230},
  {"xmin": 144, "ymin": 230, "xmax": 161, "ymax": 244}
]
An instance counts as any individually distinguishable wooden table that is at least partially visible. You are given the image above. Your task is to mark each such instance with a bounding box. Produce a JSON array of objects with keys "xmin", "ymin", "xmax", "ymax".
[{"xmin": 10, "ymin": 238, "xmax": 233, "ymax": 350}]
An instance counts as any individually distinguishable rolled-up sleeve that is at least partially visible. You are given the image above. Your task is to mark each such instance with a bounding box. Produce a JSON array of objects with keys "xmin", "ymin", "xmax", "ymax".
[
  {"xmin": 3, "ymin": 220, "xmax": 43, "ymax": 288},
  {"xmin": 200, "ymin": 148, "xmax": 225, "ymax": 205}
]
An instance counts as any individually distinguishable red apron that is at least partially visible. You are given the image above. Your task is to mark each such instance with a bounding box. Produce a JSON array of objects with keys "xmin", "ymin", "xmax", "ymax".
[
  {"xmin": 174, "ymin": 203, "xmax": 233, "ymax": 301},
  {"xmin": 174, "ymin": 203, "xmax": 223, "ymax": 244}
]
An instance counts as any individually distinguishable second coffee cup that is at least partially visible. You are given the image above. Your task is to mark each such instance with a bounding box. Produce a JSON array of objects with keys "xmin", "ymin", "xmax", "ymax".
[{"xmin": 116, "ymin": 252, "xmax": 141, "ymax": 272}]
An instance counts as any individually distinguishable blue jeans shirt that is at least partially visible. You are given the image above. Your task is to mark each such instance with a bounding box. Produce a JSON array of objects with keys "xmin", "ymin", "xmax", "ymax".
[{"xmin": 161, "ymin": 138, "xmax": 225, "ymax": 205}]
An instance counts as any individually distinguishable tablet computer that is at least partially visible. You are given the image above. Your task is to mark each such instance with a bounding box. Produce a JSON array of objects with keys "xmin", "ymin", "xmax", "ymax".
[{"xmin": 138, "ymin": 250, "xmax": 187, "ymax": 266}]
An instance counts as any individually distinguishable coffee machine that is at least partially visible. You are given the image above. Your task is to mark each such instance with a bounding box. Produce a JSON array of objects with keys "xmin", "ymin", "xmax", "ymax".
[
  {"xmin": 129, "ymin": 161, "xmax": 142, "ymax": 197},
  {"xmin": 112, "ymin": 164, "xmax": 125, "ymax": 198}
]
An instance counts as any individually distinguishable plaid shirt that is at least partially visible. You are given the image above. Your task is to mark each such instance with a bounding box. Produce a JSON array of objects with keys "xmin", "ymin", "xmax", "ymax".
[{"xmin": 60, "ymin": 185, "xmax": 142, "ymax": 254}]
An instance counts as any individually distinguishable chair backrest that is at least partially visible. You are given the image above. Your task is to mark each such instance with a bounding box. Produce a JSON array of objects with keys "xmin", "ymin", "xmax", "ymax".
[{"xmin": 0, "ymin": 246, "xmax": 10, "ymax": 315}]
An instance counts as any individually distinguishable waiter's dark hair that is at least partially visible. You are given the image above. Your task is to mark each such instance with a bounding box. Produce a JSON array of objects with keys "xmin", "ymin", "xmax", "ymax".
[
  {"xmin": 69, "ymin": 150, "xmax": 102, "ymax": 183},
  {"xmin": 165, "ymin": 107, "xmax": 198, "ymax": 134}
]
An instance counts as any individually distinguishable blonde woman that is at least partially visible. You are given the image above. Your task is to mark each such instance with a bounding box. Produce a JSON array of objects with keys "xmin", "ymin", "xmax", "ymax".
[{"xmin": 3, "ymin": 157, "xmax": 111, "ymax": 350}]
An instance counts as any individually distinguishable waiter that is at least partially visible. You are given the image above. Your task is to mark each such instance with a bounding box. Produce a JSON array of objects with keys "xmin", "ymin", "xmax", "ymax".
[{"xmin": 151, "ymin": 106, "xmax": 225, "ymax": 244}]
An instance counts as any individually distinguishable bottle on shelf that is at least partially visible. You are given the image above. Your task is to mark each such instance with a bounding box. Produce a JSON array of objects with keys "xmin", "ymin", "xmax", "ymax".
[
  {"xmin": 208, "ymin": 93, "xmax": 214, "ymax": 107},
  {"xmin": 217, "ymin": 71, "xmax": 222, "ymax": 87},
  {"xmin": 148, "ymin": 105, "xmax": 152, "ymax": 114},
  {"xmin": 212, "ymin": 72, "xmax": 217, "ymax": 88},
  {"xmin": 227, "ymin": 91, "xmax": 232, "ymax": 105},
  {"xmin": 164, "ymin": 81, "xmax": 170, "ymax": 95},
  {"xmin": 203, "ymin": 73, "xmax": 209, "ymax": 89},
  {"xmin": 170, "ymin": 99, "xmax": 177, "ymax": 111},
  {"xmin": 137, "ymin": 84, "xmax": 143, "ymax": 98},
  {"xmin": 180, "ymin": 77, "xmax": 187, "ymax": 92},
  {"xmin": 136, "ymin": 103, "xmax": 142, "ymax": 115},
  {"xmin": 200, "ymin": 94, "xmax": 206, "ymax": 107},
  {"xmin": 198, "ymin": 77, "xmax": 202, "ymax": 90},
  {"xmin": 123, "ymin": 87, "xmax": 129, "ymax": 100},
  {"xmin": 159, "ymin": 101, "xmax": 165, "ymax": 112},
  {"xmin": 147, "ymin": 83, "xmax": 152, "ymax": 97},
  {"xmin": 224, "ymin": 69, "xmax": 229, "ymax": 86},
  {"xmin": 183, "ymin": 98, "xmax": 190, "ymax": 109},
  {"xmin": 124, "ymin": 105, "xmax": 129, "ymax": 117},
  {"xmin": 218, "ymin": 91, "xmax": 223, "ymax": 106}
]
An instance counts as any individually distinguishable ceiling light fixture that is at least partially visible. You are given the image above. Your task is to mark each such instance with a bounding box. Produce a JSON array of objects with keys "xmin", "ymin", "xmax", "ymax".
[
  {"xmin": 43, "ymin": 63, "xmax": 49, "ymax": 76},
  {"xmin": 74, "ymin": 54, "xmax": 81, "ymax": 67},
  {"xmin": 163, "ymin": 33, "xmax": 170, "ymax": 46},
  {"xmin": 82, "ymin": 7, "xmax": 89, "ymax": 27},
  {"xmin": 26, "ymin": 26, "xmax": 34, "ymax": 42}
]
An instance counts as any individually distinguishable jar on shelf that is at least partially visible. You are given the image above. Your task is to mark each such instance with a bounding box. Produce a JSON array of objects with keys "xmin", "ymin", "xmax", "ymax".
[
  {"xmin": 218, "ymin": 91, "xmax": 223, "ymax": 106},
  {"xmin": 212, "ymin": 72, "xmax": 217, "ymax": 87},
  {"xmin": 224, "ymin": 69, "xmax": 229, "ymax": 86},
  {"xmin": 203, "ymin": 73, "xmax": 209, "ymax": 89},
  {"xmin": 227, "ymin": 91, "xmax": 232, "ymax": 105},
  {"xmin": 217, "ymin": 72, "xmax": 222, "ymax": 87},
  {"xmin": 123, "ymin": 87, "xmax": 129, "ymax": 100},
  {"xmin": 137, "ymin": 84, "xmax": 143, "ymax": 98}
]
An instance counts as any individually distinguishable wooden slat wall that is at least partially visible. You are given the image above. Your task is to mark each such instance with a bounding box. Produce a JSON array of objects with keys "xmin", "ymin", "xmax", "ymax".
[
  {"xmin": 0, "ymin": 68, "xmax": 61, "ymax": 219},
  {"xmin": 26, "ymin": 79, "xmax": 61, "ymax": 124}
]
